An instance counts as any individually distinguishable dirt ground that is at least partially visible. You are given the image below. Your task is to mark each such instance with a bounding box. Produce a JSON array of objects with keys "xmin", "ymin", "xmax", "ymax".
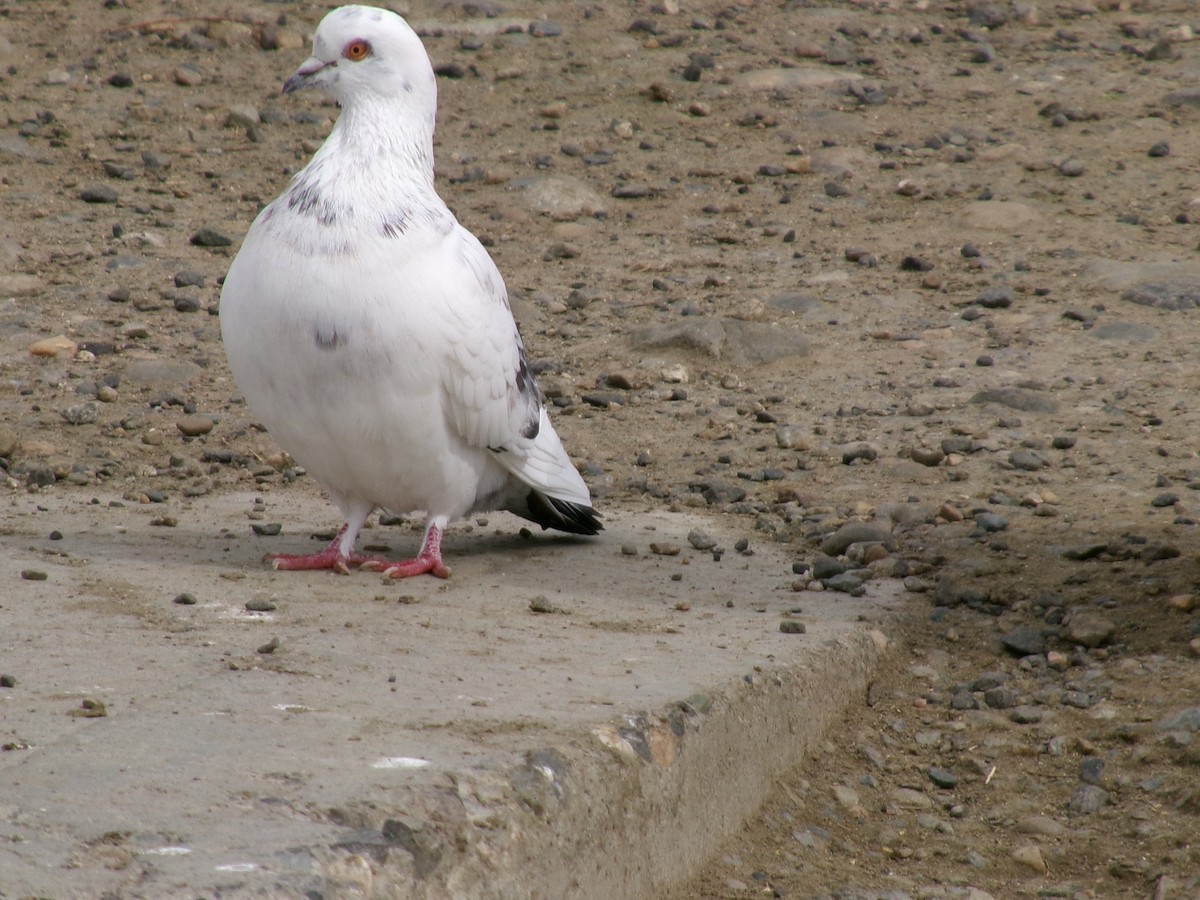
[{"xmin": 2, "ymin": 0, "xmax": 1200, "ymax": 898}]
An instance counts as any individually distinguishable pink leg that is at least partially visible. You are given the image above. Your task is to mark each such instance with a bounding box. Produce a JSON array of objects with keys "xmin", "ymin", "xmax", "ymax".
[
  {"xmin": 360, "ymin": 523, "xmax": 451, "ymax": 580},
  {"xmin": 268, "ymin": 521, "xmax": 451, "ymax": 579},
  {"xmin": 267, "ymin": 523, "xmax": 379, "ymax": 574}
]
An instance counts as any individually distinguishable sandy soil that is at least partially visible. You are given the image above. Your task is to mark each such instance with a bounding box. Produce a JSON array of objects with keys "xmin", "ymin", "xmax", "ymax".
[{"xmin": 2, "ymin": 0, "xmax": 1199, "ymax": 897}]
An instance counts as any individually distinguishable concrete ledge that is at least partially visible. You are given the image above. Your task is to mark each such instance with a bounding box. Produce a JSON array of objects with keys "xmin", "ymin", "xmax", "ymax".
[{"xmin": 0, "ymin": 491, "xmax": 898, "ymax": 898}]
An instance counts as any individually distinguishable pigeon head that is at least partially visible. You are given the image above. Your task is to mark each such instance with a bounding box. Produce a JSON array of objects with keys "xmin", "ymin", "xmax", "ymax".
[{"xmin": 283, "ymin": 5, "xmax": 436, "ymax": 110}]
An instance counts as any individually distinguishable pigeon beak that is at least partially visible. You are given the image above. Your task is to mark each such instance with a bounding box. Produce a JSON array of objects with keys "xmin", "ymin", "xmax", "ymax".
[{"xmin": 283, "ymin": 57, "xmax": 333, "ymax": 94}]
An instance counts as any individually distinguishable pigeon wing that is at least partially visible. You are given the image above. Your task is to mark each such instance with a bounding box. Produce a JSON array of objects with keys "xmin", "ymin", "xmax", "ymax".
[
  {"xmin": 437, "ymin": 227, "xmax": 594, "ymax": 511},
  {"xmin": 441, "ymin": 227, "xmax": 543, "ymax": 453}
]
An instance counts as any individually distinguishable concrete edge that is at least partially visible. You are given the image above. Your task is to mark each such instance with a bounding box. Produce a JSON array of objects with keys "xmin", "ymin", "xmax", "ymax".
[{"xmin": 314, "ymin": 628, "xmax": 892, "ymax": 899}]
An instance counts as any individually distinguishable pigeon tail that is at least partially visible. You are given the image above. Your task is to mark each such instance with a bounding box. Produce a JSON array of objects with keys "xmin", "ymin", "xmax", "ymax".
[{"xmin": 521, "ymin": 489, "xmax": 603, "ymax": 536}]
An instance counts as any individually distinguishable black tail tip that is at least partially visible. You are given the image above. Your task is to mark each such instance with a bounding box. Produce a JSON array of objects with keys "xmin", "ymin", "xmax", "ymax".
[{"xmin": 525, "ymin": 490, "xmax": 603, "ymax": 536}]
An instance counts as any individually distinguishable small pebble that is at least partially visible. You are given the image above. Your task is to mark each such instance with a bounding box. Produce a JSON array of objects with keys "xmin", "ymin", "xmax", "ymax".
[
  {"xmin": 173, "ymin": 592, "xmax": 198, "ymax": 605},
  {"xmin": 245, "ymin": 598, "xmax": 277, "ymax": 612},
  {"xmin": 190, "ymin": 228, "xmax": 233, "ymax": 247},
  {"xmin": 911, "ymin": 447, "xmax": 944, "ymax": 467},
  {"xmin": 529, "ymin": 595, "xmax": 562, "ymax": 614},
  {"xmin": 779, "ymin": 620, "xmax": 807, "ymax": 634},
  {"xmin": 928, "ymin": 766, "xmax": 958, "ymax": 788},
  {"xmin": 80, "ymin": 185, "xmax": 118, "ymax": 204},
  {"xmin": 976, "ymin": 285, "xmax": 1014, "ymax": 308},
  {"xmin": 68, "ymin": 699, "xmax": 108, "ymax": 718},
  {"xmin": 177, "ymin": 415, "xmax": 216, "ymax": 437}
]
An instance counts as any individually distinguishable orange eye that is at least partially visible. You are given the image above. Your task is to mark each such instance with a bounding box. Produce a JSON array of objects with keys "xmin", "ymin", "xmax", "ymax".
[{"xmin": 344, "ymin": 39, "xmax": 370, "ymax": 61}]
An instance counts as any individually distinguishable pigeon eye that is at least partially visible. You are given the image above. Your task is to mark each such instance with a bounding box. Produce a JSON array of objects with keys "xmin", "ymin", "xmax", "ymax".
[{"xmin": 344, "ymin": 39, "xmax": 370, "ymax": 61}]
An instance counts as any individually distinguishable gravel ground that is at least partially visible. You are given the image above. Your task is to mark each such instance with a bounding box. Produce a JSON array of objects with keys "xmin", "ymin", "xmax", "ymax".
[{"xmin": 2, "ymin": 0, "xmax": 1200, "ymax": 897}]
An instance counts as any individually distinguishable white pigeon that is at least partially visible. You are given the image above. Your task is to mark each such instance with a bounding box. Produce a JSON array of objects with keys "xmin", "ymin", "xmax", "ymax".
[{"xmin": 220, "ymin": 5, "xmax": 601, "ymax": 579}]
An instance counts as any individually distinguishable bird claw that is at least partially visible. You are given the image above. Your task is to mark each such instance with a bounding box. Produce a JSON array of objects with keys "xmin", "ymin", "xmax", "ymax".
[
  {"xmin": 382, "ymin": 561, "xmax": 451, "ymax": 580},
  {"xmin": 362, "ymin": 557, "xmax": 451, "ymax": 579}
]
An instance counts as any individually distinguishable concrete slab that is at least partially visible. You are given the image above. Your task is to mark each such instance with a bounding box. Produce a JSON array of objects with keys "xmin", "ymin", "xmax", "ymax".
[{"xmin": 0, "ymin": 488, "xmax": 898, "ymax": 898}]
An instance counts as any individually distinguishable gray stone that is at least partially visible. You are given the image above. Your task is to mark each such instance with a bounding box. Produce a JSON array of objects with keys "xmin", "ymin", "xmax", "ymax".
[
  {"xmin": 507, "ymin": 175, "xmax": 608, "ymax": 220},
  {"xmin": 811, "ymin": 556, "xmax": 847, "ymax": 580},
  {"xmin": 190, "ymin": 228, "xmax": 233, "ymax": 247},
  {"xmin": 225, "ymin": 104, "xmax": 260, "ymax": 128},
  {"xmin": 1067, "ymin": 612, "xmax": 1115, "ymax": 648},
  {"xmin": 80, "ymin": 184, "xmax": 118, "ymax": 203},
  {"xmin": 970, "ymin": 671, "xmax": 1008, "ymax": 691},
  {"xmin": 1000, "ymin": 624, "xmax": 1045, "ymax": 656},
  {"xmin": 1082, "ymin": 259, "xmax": 1200, "ymax": 292},
  {"xmin": 1122, "ymin": 283, "xmax": 1200, "ymax": 311},
  {"xmin": 950, "ymin": 692, "xmax": 979, "ymax": 710},
  {"xmin": 1089, "ymin": 322, "xmax": 1157, "ymax": 342},
  {"xmin": 734, "ymin": 67, "xmax": 862, "ymax": 91},
  {"xmin": 123, "ymin": 360, "xmax": 203, "ymax": 387},
  {"xmin": 890, "ymin": 787, "xmax": 932, "ymax": 810},
  {"xmin": 831, "ymin": 784, "xmax": 861, "ymax": 810},
  {"xmin": 973, "ymin": 512, "xmax": 1007, "ymax": 533},
  {"xmin": 955, "ymin": 200, "xmax": 1041, "ymax": 231},
  {"xmin": 0, "ymin": 134, "xmax": 43, "ymax": 159},
  {"xmin": 1017, "ymin": 815, "xmax": 1066, "ymax": 838},
  {"xmin": 976, "ymin": 285, "xmax": 1014, "ymax": 308},
  {"xmin": 823, "ymin": 572, "xmax": 864, "ymax": 595},
  {"xmin": 928, "ymin": 766, "xmax": 958, "ymax": 788},
  {"xmin": 1067, "ymin": 783, "xmax": 1109, "ymax": 816},
  {"xmin": 820, "ymin": 522, "xmax": 893, "ymax": 556},
  {"xmin": 1079, "ymin": 757, "xmax": 1105, "ymax": 786},
  {"xmin": 722, "ymin": 321, "xmax": 811, "ymax": 365},
  {"xmin": 1157, "ymin": 707, "xmax": 1200, "ymax": 733},
  {"xmin": 1009, "ymin": 705, "xmax": 1043, "ymax": 724},
  {"xmin": 984, "ymin": 686, "xmax": 1019, "ymax": 709},
  {"xmin": 1009, "ymin": 449, "xmax": 1048, "ymax": 471},
  {"xmin": 970, "ymin": 387, "xmax": 1057, "ymax": 413},
  {"xmin": 696, "ymin": 480, "xmax": 746, "ymax": 505},
  {"xmin": 61, "ymin": 401, "xmax": 99, "ymax": 425},
  {"xmin": 632, "ymin": 320, "xmax": 810, "ymax": 365}
]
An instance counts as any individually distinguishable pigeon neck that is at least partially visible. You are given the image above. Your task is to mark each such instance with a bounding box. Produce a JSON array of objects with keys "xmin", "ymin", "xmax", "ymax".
[{"xmin": 327, "ymin": 95, "xmax": 437, "ymax": 185}]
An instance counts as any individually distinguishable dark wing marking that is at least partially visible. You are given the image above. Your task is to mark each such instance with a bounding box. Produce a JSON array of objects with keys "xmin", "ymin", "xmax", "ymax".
[{"xmin": 513, "ymin": 345, "xmax": 540, "ymax": 440}]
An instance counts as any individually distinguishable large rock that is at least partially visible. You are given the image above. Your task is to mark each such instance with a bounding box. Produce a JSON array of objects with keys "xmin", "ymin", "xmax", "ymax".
[
  {"xmin": 955, "ymin": 201, "xmax": 1042, "ymax": 231},
  {"xmin": 734, "ymin": 67, "xmax": 861, "ymax": 91},
  {"xmin": 633, "ymin": 320, "xmax": 809, "ymax": 365},
  {"xmin": 507, "ymin": 175, "xmax": 608, "ymax": 220},
  {"xmin": 1066, "ymin": 611, "xmax": 1115, "ymax": 648},
  {"xmin": 122, "ymin": 359, "xmax": 203, "ymax": 388},
  {"xmin": 1082, "ymin": 258, "xmax": 1200, "ymax": 312}
]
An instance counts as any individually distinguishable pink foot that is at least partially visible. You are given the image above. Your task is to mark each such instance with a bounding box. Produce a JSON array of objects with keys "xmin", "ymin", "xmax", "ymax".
[
  {"xmin": 267, "ymin": 523, "xmax": 381, "ymax": 574},
  {"xmin": 267, "ymin": 523, "xmax": 451, "ymax": 579},
  {"xmin": 360, "ymin": 524, "xmax": 451, "ymax": 580}
]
